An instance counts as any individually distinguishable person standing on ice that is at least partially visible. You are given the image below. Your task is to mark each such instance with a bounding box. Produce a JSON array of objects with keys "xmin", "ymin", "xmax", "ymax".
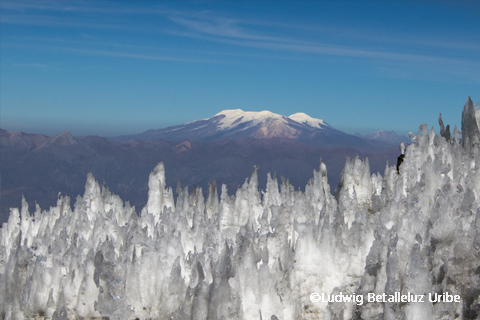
[{"xmin": 396, "ymin": 142, "xmax": 405, "ymax": 173}]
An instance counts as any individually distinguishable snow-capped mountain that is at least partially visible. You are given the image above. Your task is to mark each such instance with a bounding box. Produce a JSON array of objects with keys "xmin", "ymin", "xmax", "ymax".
[
  {"xmin": 288, "ymin": 112, "xmax": 328, "ymax": 128},
  {"xmin": 214, "ymin": 109, "xmax": 329, "ymax": 131},
  {"xmin": 112, "ymin": 109, "xmax": 391, "ymax": 151},
  {"xmin": 113, "ymin": 109, "xmax": 333, "ymax": 142}
]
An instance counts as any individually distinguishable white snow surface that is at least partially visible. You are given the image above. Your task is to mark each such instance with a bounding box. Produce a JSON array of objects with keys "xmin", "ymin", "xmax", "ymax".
[
  {"xmin": 214, "ymin": 109, "xmax": 288, "ymax": 130},
  {"xmin": 288, "ymin": 112, "xmax": 327, "ymax": 128},
  {"xmin": 1, "ymin": 97, "xmax": 480, "ymax": 320},
  {"xmin": 214, "ymin": 109, "xmax": 327, "ymax": 131}
]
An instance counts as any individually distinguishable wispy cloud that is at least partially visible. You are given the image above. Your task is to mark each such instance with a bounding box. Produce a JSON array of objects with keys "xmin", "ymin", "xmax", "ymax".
[
  {"xmin": 4, "ymin": 1, "xmax": 478, "ymax": 58},
  {"xmin": 65, "ymin": 48, "xmax": 219, "ymax": 64},
  {"xmin": 169, "ymin": 16, "xmax": 246, "ymax": 39},
  {"xmin": 2, "ymin": 1, "xmax": 478, "ymax": 81},
  {"xmin": 159, "ymin": 10, "xmax": 480, "ymax": 82},
  {"xmin": 12, "ymin": 62, "xmax": 47, "ymax": 69},
  {"xmin": 1, "ymin": 0, "xmax": 133, "ymax": 14},
  {"xmin": 167, "ymin": 14, "xmax": 479, "ymax": 68},
  {"xmin": 2, "ymin": 41, "xmax": 230, "ymax": 65},
  {"xmin": 0, "ymin": 13, "xmax": 128, "ymax": 30}
]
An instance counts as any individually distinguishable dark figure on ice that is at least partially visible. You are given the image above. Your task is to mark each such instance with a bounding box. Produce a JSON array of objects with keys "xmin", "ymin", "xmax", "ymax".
[{"xmin": 396, "ymin": 154, "xmax": 405, "ymax": 174}]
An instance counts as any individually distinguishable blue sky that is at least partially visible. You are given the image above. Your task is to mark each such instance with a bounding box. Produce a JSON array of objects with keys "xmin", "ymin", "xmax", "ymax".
[{"xmin": 1, "ymin": 1, "xmax": 479, "ymax": 137}]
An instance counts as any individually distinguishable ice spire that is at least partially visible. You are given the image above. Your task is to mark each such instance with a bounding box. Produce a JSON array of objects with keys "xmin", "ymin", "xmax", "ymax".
[
  {"xmin": 461, "ymin": 96, "xmax": 480, "ymax": 149},
  {"xmin": 438, "ymin": 113, "xmax": 451, "ymax": 142},
  {"xmin": 141, "ymin": 162, "xmax": 174, "ymax": 223}
]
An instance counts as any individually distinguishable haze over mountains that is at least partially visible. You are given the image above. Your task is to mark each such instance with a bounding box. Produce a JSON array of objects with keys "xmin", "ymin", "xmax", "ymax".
[
  {"xmin": 0, "ymin": 110, "xmax": 406, "ymax": 223},
  {"xmin": 355, "ymin": 130, "xmax": 410, "ymax": 145}
]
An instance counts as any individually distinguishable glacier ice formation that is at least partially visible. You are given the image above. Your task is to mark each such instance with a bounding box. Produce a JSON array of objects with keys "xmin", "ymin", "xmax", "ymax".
[{"xmin": 1, "ymin": 97, "xmax": 480, "ymax": 320}]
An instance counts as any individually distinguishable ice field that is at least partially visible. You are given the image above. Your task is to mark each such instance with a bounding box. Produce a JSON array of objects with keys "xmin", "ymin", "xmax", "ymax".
[{"xmin": 1, "ymin": 97, "xmax": 480, "ymax": 319}]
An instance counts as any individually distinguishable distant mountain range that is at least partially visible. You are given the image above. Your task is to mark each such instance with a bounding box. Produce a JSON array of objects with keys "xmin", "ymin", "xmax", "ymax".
[
  {"xmin": 355, "ymin": 130, "xmax": 410, "ymax": 145},
  {"xmin": 0, "ymin": 110, "xmax": 406, "ymax": 223},
  {"xmin": 113, "ymin": 109, "xmax": 406, "ymax": 149},
  {"xmin": 113, "ymin": 109, "xmax": 332, "ymax": 142}
]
